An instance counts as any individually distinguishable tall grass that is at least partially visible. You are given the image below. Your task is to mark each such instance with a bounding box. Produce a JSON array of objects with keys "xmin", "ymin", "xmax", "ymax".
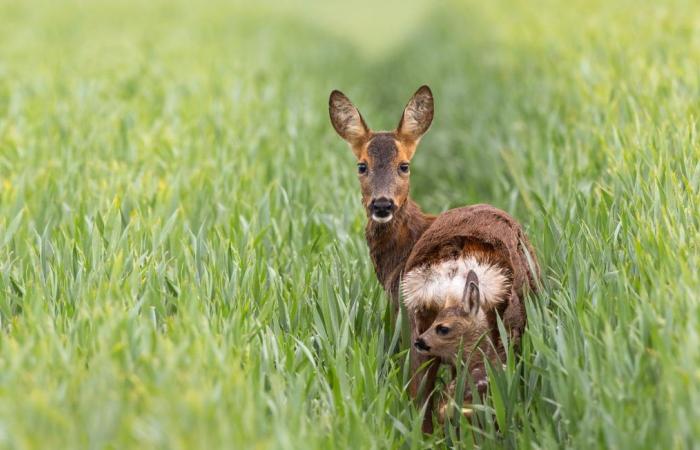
[{"xmin": 0, "ymin": 0, "xmax": 698, "ymax": 448}]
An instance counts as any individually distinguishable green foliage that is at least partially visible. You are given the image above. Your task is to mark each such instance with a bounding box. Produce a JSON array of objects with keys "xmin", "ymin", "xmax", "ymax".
[{"xmin": 0, "ymin": 0, "xmax": 698, "ymax": 448}]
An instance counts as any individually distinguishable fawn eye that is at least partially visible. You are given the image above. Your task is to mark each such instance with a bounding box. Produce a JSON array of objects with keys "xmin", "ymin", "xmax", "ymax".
[
  {"xmin": 399, "ymin": 162, "xmax": 410, "ymax": 174},
  {"xmin": 357, "ymin": 162, "xmax": 368, "ymax": 175},
  {"xmin": 435, "ymin": 324, "xmax": 450, "ymax": 336}
]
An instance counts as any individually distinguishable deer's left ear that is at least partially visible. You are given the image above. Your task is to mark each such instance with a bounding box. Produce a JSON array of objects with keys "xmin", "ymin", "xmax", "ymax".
[
  {"xmin": 397, "ymin": 85, "xmax": 434, "ymax": 146},
  {"xmin": 461, "ymin": 270, "xmax": 481, "ymax": 316}
]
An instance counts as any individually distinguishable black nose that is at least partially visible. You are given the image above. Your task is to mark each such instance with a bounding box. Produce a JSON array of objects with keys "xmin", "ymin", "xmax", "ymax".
[
  {"xmin": 414, "ymin": 338, "xmax": 430, "ymax": 352},
  {"xmin": 370, "ymin": 197, "xmax": 395, "ymax": 217}
]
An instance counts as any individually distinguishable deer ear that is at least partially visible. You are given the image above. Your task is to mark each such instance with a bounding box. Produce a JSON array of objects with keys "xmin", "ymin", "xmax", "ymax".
[
  {"xmin": 461, "ymin": 270, "xmax": 480, "ymax": 316},
  {"xmin": 329, "ymin": 90, "xmax": 370, "ymax": 151},
  {"xmin": 397, "ymin": 85, "xmax": 434, "ymax": 145}
]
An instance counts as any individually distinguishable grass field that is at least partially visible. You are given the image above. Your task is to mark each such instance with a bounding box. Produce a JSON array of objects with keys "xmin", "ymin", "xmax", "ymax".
[{"xmin": 1, "ymin": 0, "xmax": 699, "ymax": 448}]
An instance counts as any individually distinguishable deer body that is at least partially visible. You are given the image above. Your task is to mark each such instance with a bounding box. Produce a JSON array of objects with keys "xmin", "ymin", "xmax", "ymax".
[
  {"xmin": 329, "ymin": 86, "xmax": 540, "ymax": 433},
  {"xmin": 403, "ymin": 204, "xmax": 540, "ymax": 427}
]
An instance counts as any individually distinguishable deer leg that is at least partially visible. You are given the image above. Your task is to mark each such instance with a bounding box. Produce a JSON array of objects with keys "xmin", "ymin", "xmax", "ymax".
[
  {"xmin": 408, "ymin": 312, "xmax": 441, "ymax": 433},
  {"xmin": 408, "ymin": 318, "xmax": 433, "ymax": 399},
  {"xmin": 468, "ymin": 366, "xmax": 489, "ymax": 401},
  {"xmin": 441, "ymin": 365, "xmax": 492, "ymax": 419},
  {"xmin": 408, "ymin": 333, "xmax": 421, "ymax": 398},
  {"xmin": 409, "ymin": 344, "xmax": 440, "ymax": 433},
  {"xmin": 502, "ymin": 291, "xmax": 524, "ymax": 349},
  {"xmin": 422, "ymin": 360, "xmax": 440, "ymax": 433}
]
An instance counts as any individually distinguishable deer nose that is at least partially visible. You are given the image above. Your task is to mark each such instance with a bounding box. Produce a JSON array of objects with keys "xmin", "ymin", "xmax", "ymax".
[
  {"xmin": 370, "ymin": 197, "xmax": 395, "ymax": 218},
  {"xmin": 414, "ymin": 338, "xmax": 430, "ymax": 352}
]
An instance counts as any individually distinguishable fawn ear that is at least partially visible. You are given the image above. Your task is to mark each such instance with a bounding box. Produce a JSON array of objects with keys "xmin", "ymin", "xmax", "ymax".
[
  {"xmin": 397, "ymin": 85, "xmax": 434, "ymax": 146},
  {"xmin": 461, "ymin": 270, "xmax": 481, "ymax": 316},
  {"xmin": 329, "ymin": 90, "xmax": 370, "ymax": 152}
]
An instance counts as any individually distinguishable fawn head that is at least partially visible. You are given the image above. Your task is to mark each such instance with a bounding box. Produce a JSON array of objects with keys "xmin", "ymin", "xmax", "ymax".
[
  {"xmin": 414, "ymin": 270, "xmax": 488, "ymax": 362},
  {"xmin": 329, "ymin": 86, "xmax": 434, "ymax": 223}
]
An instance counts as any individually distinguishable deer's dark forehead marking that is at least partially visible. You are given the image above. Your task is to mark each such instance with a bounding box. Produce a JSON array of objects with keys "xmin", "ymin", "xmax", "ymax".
[{"xmin": 367, "ymin": 133, "xmax": 398, "ymax": 166}]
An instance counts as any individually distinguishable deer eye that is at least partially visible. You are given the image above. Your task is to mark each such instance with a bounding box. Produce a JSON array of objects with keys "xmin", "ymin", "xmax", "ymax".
[
  {"xmin": 357, "ymin": 162, "xmax": 368, "ymax": 175},
  {"xmin": 399, "ymin": 162, "xmax": 410, "ymax": 174},
  {"xmin": 435, "ymin": 324, "xmax": 450, "ymax": 336}
]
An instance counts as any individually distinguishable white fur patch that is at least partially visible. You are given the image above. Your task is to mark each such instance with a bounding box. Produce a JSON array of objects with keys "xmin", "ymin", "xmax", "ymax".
[
  {"xmin": 401, "ymin": 257, "xmax": 510, "ymax": 313},
  {"xmin": 371, "ymin": 213, "xmax": 393, "ymax": 223}
]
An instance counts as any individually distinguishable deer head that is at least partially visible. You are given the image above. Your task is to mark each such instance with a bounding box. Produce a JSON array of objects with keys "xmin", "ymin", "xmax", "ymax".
[
  {"xmin": 329, "ymin": 86, "xmax": 434, "ymax": 224},
  {"xmin": 414, "ymin": 270, "xmax": 489, "ymax": 363}
]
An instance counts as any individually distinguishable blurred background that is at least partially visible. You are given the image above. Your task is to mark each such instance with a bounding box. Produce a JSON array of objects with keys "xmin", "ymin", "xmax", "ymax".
[{"xmin": 0, "ymin": 0, "xmax": 698, "ymax": 448}]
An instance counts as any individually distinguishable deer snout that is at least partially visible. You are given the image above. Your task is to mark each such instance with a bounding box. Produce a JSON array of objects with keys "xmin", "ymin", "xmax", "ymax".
[
  {"xmin": 414, "ymin": 337, "xmax": 431, "ymax": 353},
  {"xmin": 369, "ymin": 197, "xmax": 395, "ymax": 222}
]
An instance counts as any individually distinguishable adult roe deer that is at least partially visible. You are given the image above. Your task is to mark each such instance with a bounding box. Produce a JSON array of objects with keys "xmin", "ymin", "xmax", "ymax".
[{"xmin": 328, "ymin": 86, "xmax": 540, "ymax": 433}]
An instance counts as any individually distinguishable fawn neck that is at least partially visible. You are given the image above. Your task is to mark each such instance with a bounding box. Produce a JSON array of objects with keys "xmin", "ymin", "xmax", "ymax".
[{"xmin": 365, "ymin": 197, "xmax": 435, "ymax": 302}]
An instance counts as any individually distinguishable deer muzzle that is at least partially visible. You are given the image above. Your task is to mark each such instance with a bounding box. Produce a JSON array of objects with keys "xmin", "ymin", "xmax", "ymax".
[
  {"xmin": 369, "ymin": 197, "xmax": 395, "ymax": 223},
  {"xmin": 414, "ymin": 337, "xmax": 431, "ymax": 353}
]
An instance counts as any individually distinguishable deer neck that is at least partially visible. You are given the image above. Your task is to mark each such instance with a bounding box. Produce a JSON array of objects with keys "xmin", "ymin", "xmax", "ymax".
[{"xmin": 365, "ymin": 197, "xmax": 435, "ymax": 301}]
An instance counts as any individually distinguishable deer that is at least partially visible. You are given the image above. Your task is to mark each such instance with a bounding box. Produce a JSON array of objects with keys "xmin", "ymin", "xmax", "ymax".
[
  {"xmin": 328, "ymin": 86, "xmax": 540, "ymax": 433},
  {"xmin": 409, "ymin": 268, "xmax": 506, "ymax": 424}
]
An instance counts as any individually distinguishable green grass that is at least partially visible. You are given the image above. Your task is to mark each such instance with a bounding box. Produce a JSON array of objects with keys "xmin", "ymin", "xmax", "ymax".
[{"xmin": 1, "ymin": 0, "xmax": 699, "ymax": 448}]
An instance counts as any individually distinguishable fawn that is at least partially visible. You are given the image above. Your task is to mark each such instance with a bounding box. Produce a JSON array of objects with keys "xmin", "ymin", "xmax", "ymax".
[
  {"xmin": 410, "ymin": 268, "xmax": 505, "ymax": 423},
  {"xmin": 329, "ymin": 87, "xmax": 540, "ymax": 433}
]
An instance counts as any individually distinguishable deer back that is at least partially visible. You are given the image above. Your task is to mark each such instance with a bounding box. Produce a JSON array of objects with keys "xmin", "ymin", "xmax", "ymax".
[{"xmin": 403, "ymin": 204, "xmax": 540, "ymax": 344}]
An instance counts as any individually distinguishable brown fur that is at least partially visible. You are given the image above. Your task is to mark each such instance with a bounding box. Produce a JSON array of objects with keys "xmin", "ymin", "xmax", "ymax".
[
  {"xmin": 405, "ymin": 204, "xmax": 540, "ymax": 431},
  {"xmin": 406, "ymin": 203, "xmax": 540, "ymax": 337}
]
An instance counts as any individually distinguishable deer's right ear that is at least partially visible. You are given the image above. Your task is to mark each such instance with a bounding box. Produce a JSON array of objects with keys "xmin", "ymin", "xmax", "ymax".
[
  {"xmin": 461, "ymin": 270, "xmax": 481, "ymax": 316},
  {"xmin": 329, "ymin": 90, "xmax": 370, "ymax": 152}
]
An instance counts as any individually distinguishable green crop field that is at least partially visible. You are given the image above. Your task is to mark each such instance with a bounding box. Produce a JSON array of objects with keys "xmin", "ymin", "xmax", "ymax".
[{"xmin": 1, "ymin": 0, "xmax": 698, "ymax": 448}]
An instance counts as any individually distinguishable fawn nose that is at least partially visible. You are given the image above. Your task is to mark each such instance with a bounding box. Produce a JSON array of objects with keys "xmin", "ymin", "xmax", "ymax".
[
  {"xmin": 414, "ymin": 338, "xmax": 430, "ymax": 352},
  {"xmin": 370, "ymin": 197, "xmax": 395, "ymax": 218}
]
